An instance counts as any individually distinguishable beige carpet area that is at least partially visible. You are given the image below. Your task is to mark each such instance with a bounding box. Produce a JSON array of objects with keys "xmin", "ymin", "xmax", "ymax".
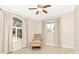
[{"xmin": 11, "ymin": 45, "xmax": 75, "ymax": 54}]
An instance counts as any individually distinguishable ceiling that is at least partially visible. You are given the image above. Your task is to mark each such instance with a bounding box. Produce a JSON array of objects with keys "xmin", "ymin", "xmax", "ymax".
[{"xmin": 0, "ymin": 5, "xmax": 75, "ymax": 20}]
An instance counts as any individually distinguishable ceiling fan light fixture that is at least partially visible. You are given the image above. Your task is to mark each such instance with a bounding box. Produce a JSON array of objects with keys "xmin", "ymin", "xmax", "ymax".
[
  {"xmin": 29, "ymin": 5, "xmax": 51, "ymax": 14},
  {"xmin": 37, "ymin": 8, "xmax": 42, "ymax": 12}
]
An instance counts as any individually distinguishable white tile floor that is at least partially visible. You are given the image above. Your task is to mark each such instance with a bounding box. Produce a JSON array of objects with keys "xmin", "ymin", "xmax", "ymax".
[{"xmin": 11, "ymin": 45, "xmax": 75, "ymax": 54}]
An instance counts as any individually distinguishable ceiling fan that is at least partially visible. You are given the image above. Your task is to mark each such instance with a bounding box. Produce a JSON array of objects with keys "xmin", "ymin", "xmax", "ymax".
[{"xmin": 28, "ymin": 5, "xmax": 51, "ymax": 15}]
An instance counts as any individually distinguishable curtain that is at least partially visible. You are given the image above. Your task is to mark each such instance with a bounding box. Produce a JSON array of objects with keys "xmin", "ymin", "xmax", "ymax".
[
  {"xmin": 54, "ymin": 19, "xmax": 60, "ymax": 47},
  {"xmin": 42, "ymin": 21, "xmax": 45, "ymax": 45},
  {"xmin": 0, "ymin": 9, "xmax": 28, "ymax": 53},
  {"xmin": 3, "ymin": 10, "xmax": 13, "ymax": 53},
  {"xmin": 0, "ymin": 9, "xmax": 4, "ymax": 53},
  {"xmin": 0, "ymin": 10, "xmax": 13, "ymax": 53},
  {"xmin": 22, "ymin": 18, "xmax": 28, "ymax": 48}
]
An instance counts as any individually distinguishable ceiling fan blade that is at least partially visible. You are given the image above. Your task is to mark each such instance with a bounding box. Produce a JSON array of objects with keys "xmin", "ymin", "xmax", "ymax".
[
  {"xmin": 29, "ymin": 8, "xmax": 37, "ymax": 10},
  {"xmin": 42, "ymin": 10, "xmax": 47, "ymax": 13},
  {"xmin": 36, "ymin": 11, "xmax": 39, "ymax": 14},
  {"xmin": 43, "ymin": 5, "xmax": 51, "ymax": 8}
]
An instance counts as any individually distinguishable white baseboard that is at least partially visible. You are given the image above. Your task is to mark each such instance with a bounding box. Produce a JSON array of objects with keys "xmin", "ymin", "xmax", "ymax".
[
  {"xmin": 45, "ymin": 43, "xmax": 54, "ymax": 46},
  {"xmin": 44, "ymin": 42, "xmax": 75, "ymax": 49},
  {"xmin": 13, "ymin": 47, "xmax": 22, "ymax": 51},
  {"xmin": 61, "ymin": 45, "xmax": 74, "ymax": 49}
]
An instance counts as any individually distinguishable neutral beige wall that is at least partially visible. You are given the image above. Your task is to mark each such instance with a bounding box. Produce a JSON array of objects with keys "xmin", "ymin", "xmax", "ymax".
[
  {"xmin": 0, "ymin": 10, "xmax": 75, "ymax": 51},
  {"xmin": 27, "ymin": 11, "xmax": 75, "ymax": 48},
  {"xmin": 60, "ymin": 11, "xmax": 74, "ymax": 48},
  {"xmin": 50, "ymin": 11, "xmax": 75, "ymax": 48},
  {"xmin": 28, "ymin": 20, "xmax": 42, "ymax": 44},
  {"xmin": 75, "ymin": 6, "xmax": 79, "ymax": 51}
]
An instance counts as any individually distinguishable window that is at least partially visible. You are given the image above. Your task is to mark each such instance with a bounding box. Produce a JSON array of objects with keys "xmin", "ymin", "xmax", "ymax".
[
  {"xmin": 47, "ymin": 22, "xmax": 55, "ymax": 32},
  {"xmin": 13, "ymin": 17, "xmax": 22, "ymax": 27},
  {"xmin": 12, "ymin": 17, "xmax": 22, "ymax": 41},
  {"xmin": 17, "ymin": 29, "xmax": 22, "ymax": 39}
]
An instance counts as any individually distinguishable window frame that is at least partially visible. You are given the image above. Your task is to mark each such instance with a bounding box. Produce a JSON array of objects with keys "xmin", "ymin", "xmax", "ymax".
[
  {"xmin": 47, "ymin": 22, "xmax": 55, "ymax": 32},
  {"xmin": 12, "ymin": 17, "xmax": 23, "ymax": 41}
]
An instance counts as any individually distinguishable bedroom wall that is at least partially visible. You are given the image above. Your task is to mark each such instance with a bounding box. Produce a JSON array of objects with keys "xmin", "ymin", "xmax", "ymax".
[
  {"xmin": 28, "ymin": 20, "xmax": 42, "ymax": 44},
  {"xmin": 49, "ymin": 11, "xmax": 75, "ymax": 48},
  {"xmin": 60, "ymin": 11, "xmax": 74, "ymax": 48},
  {"xmin": 0, "ymin": 9, "xmax": 75, "ymax": 52},
  {"xmin": 27, "ymin": 11, "xmax": 75, "ymax": 48},
  {"xmin": 75, "ymin": 6, "xmax": 79, "ymax": 52}
]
